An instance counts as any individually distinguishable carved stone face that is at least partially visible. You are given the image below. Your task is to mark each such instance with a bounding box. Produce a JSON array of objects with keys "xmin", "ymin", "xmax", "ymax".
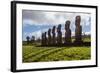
[
  {"xmin": 57, "ymin": 24, "xmax": 61, "ymax": 32},
  {"xmin": 49, "ymin": 29, "xmax": 51, "ymax": 32},
  {"xmin": 65, "ymin": 21, "xmax": 70, "ymax": 29},
  {"xmin": 66, "ymin": 21, "xmax": 70, "ymax": 25},
  {"xmin": 52, "ymin": 26, "xmax": 56, "ymax": 31},
  {"xmin": 76, "ymin": 16, "xmax": 80, "ymax": 20},
  {"xmin": 75, "ymin": 16, "xmax": 81, "ymax": 26},
  {"xmin": 58, "ymin": 24, "xmax": 61, "ymax": 28}
]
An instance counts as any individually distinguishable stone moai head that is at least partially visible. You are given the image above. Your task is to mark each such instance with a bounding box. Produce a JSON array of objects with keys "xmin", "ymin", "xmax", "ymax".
[
  {"xmin": 44, "ymin": 32, "xmax": 46, "ymax": 35},
  {"xmin": 57, "ymin": 24, "xmax": 61, "ymax": 32},
  {"xmin": 48, "ymin": 28, "xmax": 51, "ymax": 34},
  {"xmin": 75, "ymin": 16, "xmax": 81, "ymax": 26},
  {"xmin": 65, "ymin": 20, "xmax": 70, "ymax": 30},
  {"xmin": 58, "ymin": 24, "xmax": 61, "ymax": 28},
  {"xmin": 52, "ymin": 26, "xmax": 56, "ymax": 33}
]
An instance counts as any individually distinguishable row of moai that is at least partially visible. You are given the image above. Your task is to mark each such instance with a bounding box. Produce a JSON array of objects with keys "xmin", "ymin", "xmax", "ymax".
[{"xmin": 41, "ymin": 16, "xmax": 82, "ymax": 46}]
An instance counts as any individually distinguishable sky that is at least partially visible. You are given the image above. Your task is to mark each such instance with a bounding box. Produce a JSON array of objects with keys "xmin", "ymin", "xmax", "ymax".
[{"xmin": 22, "ymin": 10, "xmax": 91, "ymax": 41}]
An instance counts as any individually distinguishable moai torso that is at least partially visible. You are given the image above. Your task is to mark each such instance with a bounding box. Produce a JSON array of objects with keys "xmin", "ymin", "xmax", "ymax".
[
  {"xmin": 52, "ymin": 26, "xmax": 56, "ymax": 45},
  {"xmin": 75, "ymin": 16, "xmax": 82, "ymax": 42},
  {"xmin": 41, "ymin": 33, "xmax": 44, "ymax": 45},
  {"xmin": 65, "ymin": 21, "xmax": 71, "ymax": 43},
  {"xmin": 44, "ymin": 32, "xmax": 47, "ymax": 45},
  {"xmin": 48, "ymin": 28, "xmax": 51, "ymax": 45},
  {"xmin": 41, "ymin": 32, "xmax": 47, "ymax": 45},
  {"xmin": 57, "ymin": 24, "xmax": 62, "ymax": 45},
  {"xmin": 41, "ymin": 33, "xmax": 45, "ymax": 45}
]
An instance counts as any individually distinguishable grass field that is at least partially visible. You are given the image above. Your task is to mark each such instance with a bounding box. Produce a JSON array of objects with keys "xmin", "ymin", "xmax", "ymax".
[
  {"xmin": 22, "ymin": 45, "xmax": 91, "ymax": 63},
  {"xmin": 22, "ymin": 36, "xmax": 91, "ymax": 63}
]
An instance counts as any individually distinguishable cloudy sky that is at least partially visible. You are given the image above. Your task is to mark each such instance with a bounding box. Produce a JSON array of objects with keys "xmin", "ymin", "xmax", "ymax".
[{"xmin": 22, "ymin": 10, "xmax": 91, "ymax": 41}]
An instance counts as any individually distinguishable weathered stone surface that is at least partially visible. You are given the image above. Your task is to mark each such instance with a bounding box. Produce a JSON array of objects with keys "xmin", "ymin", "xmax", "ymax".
[
  {"xmin": 65, "ymin": 20, "xmax": 71, "ymax": 43},
  {"xmin": 52, "ymin": 26, "xmax": 56, "ymax": 44},
  {"xmin": 48, "ymin": 28, "xmax": 52, "ymax": 45},
  {"xmin": 75, "ymin": 16, "xmax": 82, "ymax": 43},
  {"xmin": 44, "ymin": 32, "xmax": 47, "ymax": 45},
  {"xmin": 41, "ymin": 32, "xmax": 47, "ymax": 45},
  {"xmin": 57, "ymin": 24, "xmax": 62, "ymax": 45},
  {"xmin": 41, "ymin": 33, "xmax": 44, "ymax": 45}
]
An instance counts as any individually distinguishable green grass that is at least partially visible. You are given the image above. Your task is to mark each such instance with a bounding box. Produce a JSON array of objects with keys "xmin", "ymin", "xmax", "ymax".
[
  {"xmin": 71, "ymin": 37, "xmax": 91, "ymax": 42},
  {"xmin": 83, "ymin": 37, "xmax": 91, "ymax": 42},
  {"xmin": 22, "ymin": 45, "xmax": 91, "ymax": 63}
]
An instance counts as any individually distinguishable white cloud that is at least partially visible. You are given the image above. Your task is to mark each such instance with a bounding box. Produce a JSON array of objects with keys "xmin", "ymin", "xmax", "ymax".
[
  {"xmin": 23, "ymin": 10, "xmax": 91, "ymax": 27},
  {"xmin": 23, "ymin": 19, "xmax": 35, "ymax": 26}
]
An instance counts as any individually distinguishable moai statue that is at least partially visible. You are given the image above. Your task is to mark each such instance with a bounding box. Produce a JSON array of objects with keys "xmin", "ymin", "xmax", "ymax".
[
  {"xmin": 57, "ymin": 24, "xmax": 62, "ymax": 45},
  {"xmin": 74, "ymin": 16, "xmax": 82, "ymax": 43},
  {"xmin": 44, "ymin": 32, "xmax": 47, "ymax": 45},
  {"xmin": 41, "ymin": 33, "xmax": 44, "ymax": 45},
  {"xmin": 41, "ymin": 32, "xmax": 47, "ymax": 45},
  {"xmin": 41, "ymin": 33, "xmax": 45, "ymax": 45},
  {"xmin": 48, "ymin": 28, "xmax": 51, "ymax": 45},
  {"xmin": 26, "ymin": 36, "xmax": 30, "ymax": 44},
  {"xmin": 31, "ymin": 36, "xmax": 35, "ymax": 43},
  {"xmin": 64, "ymin": 20, "xmax": 71, "ymax": 44},
  {"xmin": 52, "ymin": 26, "xmax": 56, "ymax": 45}
]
